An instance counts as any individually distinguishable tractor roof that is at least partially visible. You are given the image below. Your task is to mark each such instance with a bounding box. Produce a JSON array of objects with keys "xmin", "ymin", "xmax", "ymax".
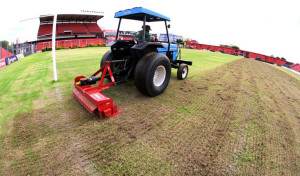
[{"xmin": 114, "ymin": 7, "xmax": 170, "ymax": 22}]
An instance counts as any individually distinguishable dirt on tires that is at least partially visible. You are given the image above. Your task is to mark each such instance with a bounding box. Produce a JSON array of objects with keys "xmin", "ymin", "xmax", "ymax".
[{"xmin": 1, "ymin": 58, "xmax": 299, "ymax": 175}]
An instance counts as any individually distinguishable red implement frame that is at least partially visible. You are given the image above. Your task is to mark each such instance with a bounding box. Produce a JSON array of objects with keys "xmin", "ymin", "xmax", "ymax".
[{"xmin": 73, "ymin": 61, "xmax": 122, "ymax": 118}]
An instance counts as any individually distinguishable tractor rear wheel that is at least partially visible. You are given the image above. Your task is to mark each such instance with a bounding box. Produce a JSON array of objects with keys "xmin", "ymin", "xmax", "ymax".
[{"xmin": 134, "ymin": 52, "xmax": 171, "ymax": 97}]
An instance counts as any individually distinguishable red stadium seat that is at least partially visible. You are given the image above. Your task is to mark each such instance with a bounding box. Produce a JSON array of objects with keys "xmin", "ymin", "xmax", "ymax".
[
  {"xmin": 57, "ymin": 23, "xmax": 88, "ymax": 34},
  {"xmin": 38, "ymin": 24, "xmax": 53, "ymax": 37},
  {"xmin": 85, "ymin": 23, "xmax": 102, "ymax": 34}
]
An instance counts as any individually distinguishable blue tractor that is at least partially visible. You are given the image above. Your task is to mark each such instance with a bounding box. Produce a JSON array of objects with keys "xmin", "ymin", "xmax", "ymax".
[{"xmin": 101, "ymin": 7, "xmax": 192, "ymax": 97}]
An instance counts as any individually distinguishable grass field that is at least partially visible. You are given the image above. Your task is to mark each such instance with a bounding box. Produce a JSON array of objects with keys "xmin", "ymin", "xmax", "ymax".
[{"xmin": 0, "ymin": 47, "xmax": 299, "ymax": 175}]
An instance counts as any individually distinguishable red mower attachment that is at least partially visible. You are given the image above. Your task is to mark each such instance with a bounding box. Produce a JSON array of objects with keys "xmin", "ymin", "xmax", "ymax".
[{"xmin": 73, "ymin": 61, "xmax": 122, "ymax": 118}]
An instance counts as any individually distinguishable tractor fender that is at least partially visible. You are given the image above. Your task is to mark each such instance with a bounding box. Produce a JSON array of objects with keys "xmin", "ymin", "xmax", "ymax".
[{"xmin": 131, "ymin": 42, "xmax": 164, "ymax": 51}]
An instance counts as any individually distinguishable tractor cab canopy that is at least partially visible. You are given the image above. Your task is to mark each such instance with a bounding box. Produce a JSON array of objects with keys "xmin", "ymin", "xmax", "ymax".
[
  {"xmin": 114, "ymin": 7, "xmax": 170, "ymax": 22},
  {"xmin": 113, "ymin": 7, "xmax": 171, "ymax": 43},
  {"xmin": 112, "ymin": 7, "xmax": 173, "ymax": 56}
]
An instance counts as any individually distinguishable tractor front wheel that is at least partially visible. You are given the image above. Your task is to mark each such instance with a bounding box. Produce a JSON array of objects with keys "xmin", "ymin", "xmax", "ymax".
[
  {"xmin": 100, "ymin": 50, "xmax": 113, "ymax": 68},
  {"xmin": 101, "ymin": 50, "xmax": 124, "ymax": 72},
  {"xmin": 177, "ymin": 64, "xmax": 189, "ymax": 80},
  {"xmin": 134, "ymin": 52, "xmax": 171, "ymax": 97}
]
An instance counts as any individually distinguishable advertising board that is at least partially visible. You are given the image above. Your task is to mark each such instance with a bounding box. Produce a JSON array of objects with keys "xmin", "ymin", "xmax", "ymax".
[
  {"xmin": 0, "ymin": 59, "xmax": 6, "ymax": 69},
  {"xmin": 5, "ymin": 56, "xmax": 18, "ymax": 65}
]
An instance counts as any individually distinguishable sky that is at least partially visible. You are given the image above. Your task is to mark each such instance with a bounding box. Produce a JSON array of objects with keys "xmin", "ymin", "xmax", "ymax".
[{"xmin": 0, "ymin": 0, "xmax": 299, "ymax": 63}]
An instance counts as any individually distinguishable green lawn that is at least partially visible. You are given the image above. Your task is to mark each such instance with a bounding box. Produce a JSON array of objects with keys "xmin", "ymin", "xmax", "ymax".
[
  {"xmin": 0, "ymin": 47, "xmax": 109, "ymax": 141},
  {"xmin": 0, "ymin": 47, "xmax": 299, "ymax": 175},
  {"xmin": 0, "ymin": 47, "xmax": 266, "ymax": 175},
  {"xmin": 0, "ymin": 47, "xmax": 240, "ymax": 136},
  {"xmin": 271, "ymin": 64, "xmax": 300, "ymax": 80},
  {"xmin": 182, "ymin": 49, "xmax": 241, "ymax": 74}
]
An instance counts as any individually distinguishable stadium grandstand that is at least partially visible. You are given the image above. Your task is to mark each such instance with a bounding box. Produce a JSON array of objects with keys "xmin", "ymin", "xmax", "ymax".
[
  {"xmin": 13, "ymin": 42, "xmax": 36, "ymax": 56},
  {"xmin": 36, "ymin": 11, "xmax": 106, "ymax": 51},
  {"xmin": 103, "ymin": 30, "xmax": 137, "ymax": 43},
  {"xmin": 103, "ymin": 30, "xmax": 158, "ymax": 45}
]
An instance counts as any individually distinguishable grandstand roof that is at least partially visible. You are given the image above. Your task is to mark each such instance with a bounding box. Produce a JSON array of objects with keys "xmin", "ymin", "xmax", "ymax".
[{"xmin": 40, "ymin": 11, "xmax": 104, "ymax": 24}]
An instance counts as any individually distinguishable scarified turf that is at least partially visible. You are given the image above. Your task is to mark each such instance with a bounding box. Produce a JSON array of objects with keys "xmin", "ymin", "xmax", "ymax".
[{"xmin": 1, "ymin": 57, "xmax": 299, "ymax": 175}]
